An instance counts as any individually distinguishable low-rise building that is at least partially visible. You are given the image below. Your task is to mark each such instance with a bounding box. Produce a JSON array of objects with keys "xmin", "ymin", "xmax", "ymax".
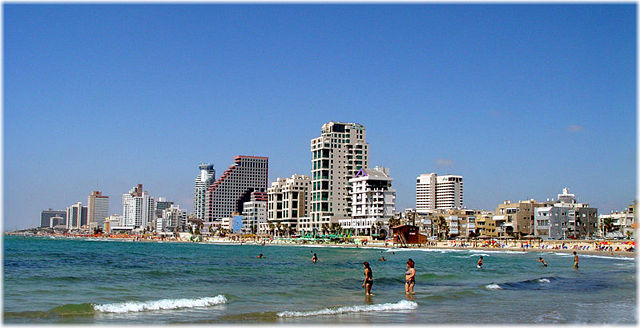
[
  {"xmin": 598, "ymin": 201, "xmax": 636, "ymax": 239},
  {"xmin": 242, "ymin": 191, "xmax": 268, "ymax": 235},
  {"xmin": 534, "ymin": 188, "xmax": 598, "ymax": 239},
  {"xmin": 494, "ymin": 199, "xmax": 544, "ymax": 238}
]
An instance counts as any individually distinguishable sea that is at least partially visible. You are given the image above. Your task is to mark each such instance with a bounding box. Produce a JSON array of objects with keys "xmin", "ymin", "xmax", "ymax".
[{"xmin": 3, "ymin": 235, "xmax": 637, "ymax": 324}]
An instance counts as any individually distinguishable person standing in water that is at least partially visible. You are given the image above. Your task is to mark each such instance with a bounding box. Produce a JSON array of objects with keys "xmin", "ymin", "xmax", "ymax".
[
  {"xmin": 477, "ymin": 256, "xmax": 483, "ymax": 269},
  {"xmin": 312, "ymin": 253, "xmax": 318, "ymax": 263},
  {"xmin": 573, "ymin": 251, "xmax": 579, "ymax": 269},
  {"xmin": 537, "ymin": 257, "xmax": 547, "ymax": 267},
  {"xmin": 405, "ymin": 259, "xmax": 416, "ymax": 294},
  {"xmin": 362, "ymin": 262, "xmax": 373, "ymax": 295}
]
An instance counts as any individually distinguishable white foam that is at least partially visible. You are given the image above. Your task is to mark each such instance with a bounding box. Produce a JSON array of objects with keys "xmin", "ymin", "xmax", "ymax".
[
  {"xmin": 579, "ymin": 254, "xmax": 636, "ymax": 261},
  {"xmin": 94, "ymin": 295, "xmax": 227, "ymax": 313},
  {"xmin": 537, "ymin": 278, "xmax": 551, "ymax": 283},
  {"xmin": 485, "ymin": 283, "xmax": 502, "ymax": 290},
  {"xmin": 277, "ymin": 300, "xmax": 417, "ymax": 318}
]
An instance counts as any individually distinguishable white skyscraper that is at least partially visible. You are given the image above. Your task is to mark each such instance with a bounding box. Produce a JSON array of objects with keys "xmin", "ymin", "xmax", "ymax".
[
  {"xmin": 193, "ymin": 163, "xmax": 215, "ymax": 220},
  {"xmin": 416, "ymin": 173, "xmax": 463, "ymax": 212},
  {"xmin": 122, "ymin": 184, "xmax": 155, "ymax": 229},
  {"xmin": 310, "ymin": 122, "xmax": 369, "ymax": 232}
]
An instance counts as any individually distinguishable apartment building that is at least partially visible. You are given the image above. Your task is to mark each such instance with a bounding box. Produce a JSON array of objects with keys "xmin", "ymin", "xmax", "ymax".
[
  {"xmin": 494, "ymin": 199, "xmax": 543, "ymax": 238},
  {"xmin": 268, "ymin": 174, "xmax": 311, "ymax": 234},
  {"xmin": 534, "ymin": 188, "xmax": 598, "ymax": 239},
  {"xmin": 339, "ymin": 167, "xmax": 395, "ymax": 236},
  {"xmin": 310, "ymin": 122, "xmax": 369, "ymax": 231}
]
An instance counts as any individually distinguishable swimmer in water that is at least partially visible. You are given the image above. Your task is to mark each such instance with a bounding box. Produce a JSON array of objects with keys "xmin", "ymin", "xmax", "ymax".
[
  {"xmin": 405, "ymin": 258, "xmax": 416, "ymax": 294},
  {"xmin": 477, "ymin": 256, "xmax": 483, "ymax": 269},
  {"xmin": 312, "ymin": 253, "xmax": 318, "ymax": 263},
  {"xmin": 362, "ymin": 262, "xmax": 373, "ymax": 295},
  {"xmin": 573, "ymin": 251, "xmax": 579, "ymax": 269},
  {"xmin": 537, "ymin": 257, "xmax": 547, "ymax": 267},
  {"xmin": 257, "ymin": 253, "xmax": 263, "ymax": 259},
  {"xmin": 378, "ymin": 256, "xmax": 387, "ymax": 261}
]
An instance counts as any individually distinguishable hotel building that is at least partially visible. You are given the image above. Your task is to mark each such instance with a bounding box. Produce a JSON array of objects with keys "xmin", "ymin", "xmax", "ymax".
[
  {"xmin": 310, "ymin": 122, "xmax": 369, "ymax": 231},
  {"xmin": 40, "ymin": 209, "xmax": 66, "ymax": 228},
  {"xmin": 416, "ymin": 173, "xmax": 463, "ymax": 212},
  {"xmin": 205, "ymin": 156, "xmax": 268, "ymax": 221}
]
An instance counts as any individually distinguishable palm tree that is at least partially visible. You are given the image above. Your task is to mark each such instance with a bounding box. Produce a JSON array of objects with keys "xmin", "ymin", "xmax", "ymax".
[
  {"xmin": 321, "ymin": 223, "xmax": 329, "ymax": 236},
  {"xmin": 436, "ymin": 216, "xmax": 448, "ymax": 240}
]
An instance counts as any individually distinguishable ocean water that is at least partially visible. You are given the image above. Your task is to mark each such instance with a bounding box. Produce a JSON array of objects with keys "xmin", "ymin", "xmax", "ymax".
[{"xmin": 3, "ymin": 236, "xmax": 636, "ymax": 324}]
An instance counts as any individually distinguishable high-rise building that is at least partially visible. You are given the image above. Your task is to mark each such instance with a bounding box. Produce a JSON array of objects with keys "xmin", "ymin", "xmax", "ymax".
[
  {"xmin": 205, "ymin": 156, "xmax": 268, "ymax": 221},
  {"xmin": 87, "ymin": 191, "xmax": 109, "ymax": 228},
  {"xmin": 40, "ymin": 209, "xmax": 66, "ymax": 228},
  {"xmin": 122, "ymin": 184, "xmax": 155, "ymax": 229},
  {"xmin": 268, "ymin": 174, "xmax": 311, "ymax": 234},
  {"xmin": 339, "ymin": 166, "xmax": 395, "ymax": 236},
  {"xmin": 310, "ymin": 122, "xmax": 369, "ymax": 231},
  {"xmin": 416, "ymin": 173, "xmax": 463, "ymax": 212},
  {"xmin": 66, "ymin": 202, "xmax": 87, "ymax": 230},
  {"xmin": 194, "ymin": 163, "xmax": 215, "ymax": 220}
]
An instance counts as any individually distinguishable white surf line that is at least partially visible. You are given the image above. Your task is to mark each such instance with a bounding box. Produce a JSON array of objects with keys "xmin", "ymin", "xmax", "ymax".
[
  {"xmin": 277, "ymin": 300, "xmax": 418, "ymax": 318},
  {"xmin": 94, "ymin": 295, "xmax": 227, "ymax": 313}
]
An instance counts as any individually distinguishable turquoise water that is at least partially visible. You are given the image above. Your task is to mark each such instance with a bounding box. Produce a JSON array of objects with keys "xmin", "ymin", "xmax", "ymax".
[{"xmin": 3, "ymin": 235, "xmax": 636, "ymax": 324}]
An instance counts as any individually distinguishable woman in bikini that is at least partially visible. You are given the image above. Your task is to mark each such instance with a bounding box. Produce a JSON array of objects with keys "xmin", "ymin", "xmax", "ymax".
[
  {"xmin": 362, "ymin": 262, "xmax": 373, "ymax": 295},
  {"xmin": 405, "ymin": 258, "xmax": 416, "ymax": 294}
]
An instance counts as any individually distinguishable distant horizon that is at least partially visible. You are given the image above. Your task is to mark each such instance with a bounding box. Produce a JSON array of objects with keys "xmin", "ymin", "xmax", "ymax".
[{"xmin": 4, "ymin": 4, "xmax": 636, "ymax": 230}]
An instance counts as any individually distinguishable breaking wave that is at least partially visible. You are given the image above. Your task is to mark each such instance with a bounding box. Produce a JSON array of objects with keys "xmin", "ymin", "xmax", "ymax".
[
  {"xmin": 277, "ymin": 300, "xmax": 417, "ymax": 318},
  {"xmin": 93, "ymin": 295, "xmax": 227, "ymax": 313},
  {"xmin": 485, "ymin": 283, "xmax": 502, "ymax": 290}
]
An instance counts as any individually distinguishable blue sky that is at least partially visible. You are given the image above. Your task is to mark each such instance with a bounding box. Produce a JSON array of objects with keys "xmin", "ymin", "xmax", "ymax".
[{"xmin": 4, "ymin": 4, "xmax": 636, "ymax": 230}]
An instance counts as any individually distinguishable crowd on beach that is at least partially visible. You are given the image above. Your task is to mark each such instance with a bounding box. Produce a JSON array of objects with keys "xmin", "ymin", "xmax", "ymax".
[{"xmin": 8, "ymin": 231, "xmax": 636, "ymax": 258}]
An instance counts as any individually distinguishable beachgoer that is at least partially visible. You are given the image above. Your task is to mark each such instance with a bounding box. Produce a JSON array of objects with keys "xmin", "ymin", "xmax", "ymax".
[
  {"xmin": 477, "ymin": 256, "xmax": 483, "ymax": 269},
  {"xmin": 258, "ymin": 253, "xmax": 263, "ymax": 259},
  {"xmin": 378, "ymin": 256, "xmax": 386, "ymax": 261},
  {"xmin": 362, "ymin": 262, "xmax": 373, "ymax": 295},
  {"xmin": 405, "ymin": 259, "xmax": 416, "ymax": 294},
  {"xmin": 312, "ymin": 253, "xmax": 318, "ymax": 263},
  {"xmin": 573, "ymin": 251, "xmax": 579, "ymax": 269},
  {"xmin": 537, "ymin": 257, "xmax": 547, "ymax": 267}
]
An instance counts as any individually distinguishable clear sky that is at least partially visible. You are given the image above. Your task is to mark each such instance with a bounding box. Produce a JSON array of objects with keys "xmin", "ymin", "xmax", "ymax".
[{"xmin": 4, "ymin": 4, "xmax": 636, "ymax": 230}]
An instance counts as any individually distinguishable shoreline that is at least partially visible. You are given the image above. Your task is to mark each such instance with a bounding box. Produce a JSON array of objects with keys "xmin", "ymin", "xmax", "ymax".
[{"xmin": 10, "ymin": 233, "xmax": 636, "ymax": 259}]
